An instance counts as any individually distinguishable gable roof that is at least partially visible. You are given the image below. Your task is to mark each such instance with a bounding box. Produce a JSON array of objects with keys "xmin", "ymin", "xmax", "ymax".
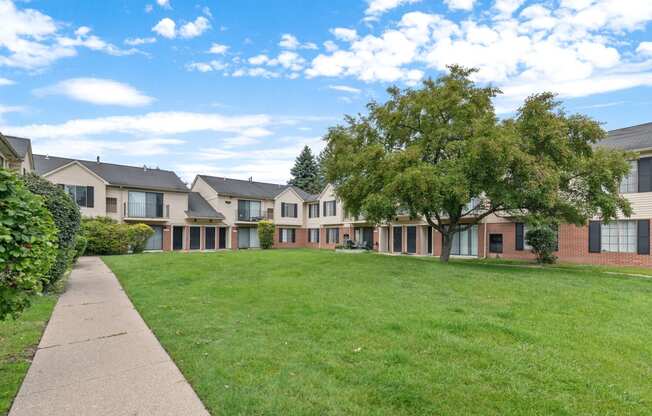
[
  {"xmin": 197, "ymin": 175, "xmax": 320, "ymax": 200},
  {"xmin": 186, "ymin": 192, "xmax": 225, "ymax": 219},
  {"xmin": 4, "ymin": 136, "xmax": 31, "ymax": 159},
  {"xmin": 599, "ymin": 122, "xmax": 652, "ymax": 151},
  {"xmin": 34, "ymin": 154, "xmax": 188, "ymax": 192},
  {"xmin": 0, "ymin": 133, "xmax": 19, "ymax": 159}
]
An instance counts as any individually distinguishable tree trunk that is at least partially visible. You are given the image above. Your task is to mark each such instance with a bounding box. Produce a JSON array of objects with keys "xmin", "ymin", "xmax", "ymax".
[{"xmin": 440, "ymin": 231, "xmax": 453, "ymax": 263}]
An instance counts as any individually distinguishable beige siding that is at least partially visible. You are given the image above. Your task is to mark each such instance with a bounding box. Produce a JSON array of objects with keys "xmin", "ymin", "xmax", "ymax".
[
  {"xmin": 622, "ymin": 192, "xmax": 652, "ymax": 219},
  {"xmin": 274, "ymin": 188, "xmax": 304, "ymax": 226},
  {"xmin": 44, "ymin": 163, "xmax": 107, "ymax": 218}
]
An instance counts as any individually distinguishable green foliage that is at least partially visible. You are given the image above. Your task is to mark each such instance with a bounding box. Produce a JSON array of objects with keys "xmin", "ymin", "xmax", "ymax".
[
  {"xmin": 525, "ymin": 225, "xmax": 558, "ymax": 264},
  {"xmin": 288, "ymin": 145, "xmax": 323, "ymax": 194},
  {"xmin": 23, "ymin": 173, "xmax": 81, "ymax": 287},
  {"xmin": 82, "ymin": 217, "xmax": 155, "ymax": 255},
  {"xmin": 322, "ymin": 65, "xmax": 632, "ymax": 262},
  {"xmin": 82, "ymin": 217, "xmax": 130, "ymax": 255},
  {"xmin": 74, "ymin": 235, "xmax": 88, "ymax": 260},
  {"xmin": 0, "ymin": 169, "xmax": 57, "ymax": 320},
  {"xmin": 257, "ymin": 220, "xmax": 275, "ymax": 249},
  {"xmin": 128, "ymin": 224, "xmax": 154, "ymax": 254}
]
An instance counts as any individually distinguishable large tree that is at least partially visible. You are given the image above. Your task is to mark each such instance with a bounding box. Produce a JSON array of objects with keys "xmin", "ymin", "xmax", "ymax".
[
  {"xmin": 322, "ymin": 66, "xmax": 632, "ymax": 262},
  {"xmin": 288, "ymin": 145, "xmax": 323, "ymax": 194}
]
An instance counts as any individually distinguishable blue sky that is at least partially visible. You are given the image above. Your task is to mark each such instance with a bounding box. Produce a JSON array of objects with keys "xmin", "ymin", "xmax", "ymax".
[{"xmin": 1, "ymin": 0, "xmax": 651, "ymax": 183}]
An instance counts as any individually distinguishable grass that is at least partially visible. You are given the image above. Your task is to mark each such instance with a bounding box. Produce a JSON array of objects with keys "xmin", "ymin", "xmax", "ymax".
[
  {"xmin": 0, "ymin": 295, "xmax": 57, "ymax": 415},
  {"xmin": 103, "ymin": 249, "xmax": 652, "ymax": 415}
]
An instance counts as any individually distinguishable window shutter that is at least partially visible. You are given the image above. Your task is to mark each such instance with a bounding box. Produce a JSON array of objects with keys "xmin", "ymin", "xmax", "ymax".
[
  {"xmin": 588, "ymin": 221, "xmax": 601, "ymax": 253},
  {"xmin": 333, "ymin": 201, "xmax": 337, "ymax": 216},
  {"xmin": 279, "ymin": 229, "xmax": 283, "ymax": 243},
  {"xmin": 515, "ymin": 223, "xmax": 524, "ymax": 251},
  {"xmin": 637, "ymin": 220, "xmax": 650, "ymax": 255},
  {"xmin": 291, "ymin": 229, "xmax": 296, "ymax": 243},
  {"xmin": 638, "ymin": 158, "xmax": 652, "ymax": 192},
  {"xmin": 86, "ymin": 186, "xmax": 94, "ymax": 208},
  {"xmin": 316, "ymin": 204, "xmax": 320, "ymax": 217},
  {"xmin": 281, "ymin": 202, "xmax": 286, "ymax": 217},
  {"xmin": 323, "ymin": 201, "xmax": 326, "ymax": 216}
]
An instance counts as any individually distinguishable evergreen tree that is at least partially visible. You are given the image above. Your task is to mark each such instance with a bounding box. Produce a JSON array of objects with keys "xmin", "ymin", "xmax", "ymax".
[{"xmin": 288, "ymin": 145, "xmax": 323, "ymax": 194}]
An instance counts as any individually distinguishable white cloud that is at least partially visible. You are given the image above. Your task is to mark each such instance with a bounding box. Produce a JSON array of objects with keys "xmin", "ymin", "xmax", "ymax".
[
  {"xmin": 156, "ymin": 0, "xmax": 171, "ymax": 9},
  {"xmin": 1, "ymin": 112, "xmax": 273, "ymax": 139},
  {"xmin": 323, "ymin": 40, "xmax": 339, "ymax": 52},
  {"xmin": 0, "ymin": 104, "xmax": 23, "ymax": 122},
  {"xmin": 124, "ymin": 37, "xmax": 156, "ymax": 46},
  {"xmin": 57, "ymin": 26, "xmax": 138, "ymax": 57},
  {"xmin": 34, "ymin": 78, "xmax": 154, "ymax": 107},
  {"xmin": 638, "ymin": 42, "xmax": 652, "ymax": 56},
  {"xmin": 145, "ymin": 4, "xmax": 154, "ymax": 13},
  {"xmin": 248, "ymin": 54, "xmax": 269, "ymax": 65},
  {"xmin": 179, "ymin": 16, "xmax": 211, "ymax": 39},
  {"xmin": 328, "ymin": 85, "xmax": 361, "ymax": 93},
  {"xmin": 365, "ymin": 0, "xmax": 421, "ymax": 20},
  {"xmin": 0, "ymin": 78, "xmax": 15, "ymax": 86},
  {"xmin": 444, "ymin": 0, "xmax": 477, "ymax": 11},
  {"xmin": 279, "ymin": 34, "xmax": 317, "ymax": 50},
  {"xmin": 493, "ymin": 0, "xmax": 525, "ymax": 18},
  {"xmin": 186, "ymin": 60, "xmax": 227, "ymax": 72},
  {"xmin": 208, "ymin": 42, "xmax": 228, "ymax": 54},
  {"xmin": 152, "ymin": 18, "xmax": 176, "ymax": 38},
  {"xmin": 330, "ymin": 28, "xmax": 358, "ymax": 42},
  {"xmin": 34, "ymin": 138, "xmax": 184, "ymax": 159}
]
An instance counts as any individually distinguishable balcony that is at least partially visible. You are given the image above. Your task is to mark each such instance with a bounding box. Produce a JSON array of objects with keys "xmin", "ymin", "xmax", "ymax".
[{"xmin": 124, "ymin": 201, "xmax": 169, "ymax": 220}]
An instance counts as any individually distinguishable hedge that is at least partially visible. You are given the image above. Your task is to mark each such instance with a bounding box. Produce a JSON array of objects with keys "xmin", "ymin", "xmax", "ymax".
[
  {"xmin": 258, "ymin": 220, "xmax": 275, "ymax": 249},
  {"xmin": 23, "ymin": 173, "xmax": 81, "ymax": 288},
  {"xmin": 0, "ymin": 169, "xmax": 58, "ymax": 320},
  {"xmin": 82, "ymin": 217, "xmax": 154, "ymax": 255}
]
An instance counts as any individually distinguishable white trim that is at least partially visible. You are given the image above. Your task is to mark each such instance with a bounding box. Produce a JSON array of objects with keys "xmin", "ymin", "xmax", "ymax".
[{"xmin": 42, "ymin": 160, "xmax": 109, "ymax": 184}]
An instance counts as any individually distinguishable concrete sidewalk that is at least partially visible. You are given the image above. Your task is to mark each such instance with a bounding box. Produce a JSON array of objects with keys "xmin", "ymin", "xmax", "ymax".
[{"xmin": 10, "ymin": 257, "xmax": 209, "ymax": 416}]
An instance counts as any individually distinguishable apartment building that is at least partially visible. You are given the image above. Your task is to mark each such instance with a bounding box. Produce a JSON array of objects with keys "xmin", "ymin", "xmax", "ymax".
[
  {"xmin": 0, "ymin": 133, "xmax": 34, "ymax": 174},
  {"xmin": 33, "ymin": 154, "xmax": 225, "ymax": 252}
]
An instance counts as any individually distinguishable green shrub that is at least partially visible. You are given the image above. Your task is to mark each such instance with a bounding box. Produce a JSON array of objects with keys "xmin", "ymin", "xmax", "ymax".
[
  {"xmin": 0, "ymin": 169, "xmax": 57, "ymax": 320},
  {"xmin": 525, "ymin": 225, "xmax": 558, "ymax": 264},
  {"xmin": 128, "ymin": 224, "xmax": 154, "ymax": 254},
  {"xmin": 258, "ymin": 220, "xmax": 275, "ymax": 249},
  {"xmin": 74, "ymin": 235, "xmax": 88, "ymax": 260},
  {"xmin": 82, "ymin": 217, "xmax": 130, "ymax": 255},
  {"xmin": 23, "ymin": 173, "xmax": 81, "ymax": 287}
]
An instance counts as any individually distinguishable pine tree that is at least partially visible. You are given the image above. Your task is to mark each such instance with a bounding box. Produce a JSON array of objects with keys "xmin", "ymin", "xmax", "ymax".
[{"xmin": 288, "ymin": 146, "xmax": 323, "ymax": 194}]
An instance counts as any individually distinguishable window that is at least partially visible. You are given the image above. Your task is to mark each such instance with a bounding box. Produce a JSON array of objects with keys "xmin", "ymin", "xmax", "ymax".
[
  {"xmin": 308, "ymin": 228, "xmax": 320, "ymax": 243},
  {"xmin": 619, "ymin": 160, "xmax": 638, "ymax": 193},
  {"xmin": 450, "ymin": 225, "xmax": 478, "ymax": 256},
  {"xmin": 281, "ymin": 202, "xmax": 298, "ymax": 218},
  {"xmin": 323, "ymin": 200, "xmax": 337, "ymax": 216},
  {"xmin": 279, "ymin": 228, "xmax": 296, "ymax": 243},
  {"xmin": 63, "ymin": 185, "xmax": 94, "ymax": 208},
  {"xmin": 128, "ymin": 191, "xmax": 163, "ymax": 218},
  {"xmin": 601, "ymin": 220, "xmax": 636, "ymax": 253},
  {"xmin": 106, "ymin": 197, "xmax": 117, "ymax": 213},
  {"xmin": 308, "ymin": 203, "xmax": 320, "ymax": 218},
  {"xmin": 238, "ymin": 200, "xmax": 262, "ymax": 221},
  {"xmin": 489, "ymin": 234, "xmax": 503, "ymax": 253},
  {"xmin": 327, "ymin": 228, "xmax": 339, "ymax": 244}
]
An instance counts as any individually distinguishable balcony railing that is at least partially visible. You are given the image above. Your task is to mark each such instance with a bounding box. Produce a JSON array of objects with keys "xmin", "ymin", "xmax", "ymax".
[{"xmin": 124, "ymin": 202, "xmax": 168, "ymax": 218}]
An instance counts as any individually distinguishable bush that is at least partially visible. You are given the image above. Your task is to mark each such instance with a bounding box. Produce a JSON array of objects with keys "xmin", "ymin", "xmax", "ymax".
[
  {"xmin": 74, "ymin": 235, "xmax": 88, "ymax": 260},
  {"xmin": 525, "ymin": 225, "xmax": 558, "ymax": 264},
  {"xmin": 258, "ymin": 220, "xmax": 275, "ymax": 249},
  {"xmin": 128, "ymin": 224, "xmax": 154, "ymax": 254},
  {"xmin": 23, "ymin": 173, "xmax": 81, "ymax": 287},
  {"xmin": 0, "ymin": 169, "xmax": 58, "ymax": 320},
  {"xmin": 82, "ymin": 217, "xmax": 131, "ymax": 255}
]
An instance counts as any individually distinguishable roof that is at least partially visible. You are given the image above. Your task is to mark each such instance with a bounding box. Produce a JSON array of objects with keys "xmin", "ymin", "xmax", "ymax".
[
  {"xmin": 289, "ymin": 186, "xmax": 319, "ymax": 201},
  {"xmin": 0, "ymin": 133, "xmax": 19, "ymax": 159},
  {"xmin": 599, "ymin": 122, "xmax": 652, "ymax": 151},
  {"xmin": 4, "ymin": 136, "xmax": 31, "ymax": 159},
  {"xmin": 33, "ymin": 154, "xmax": 189, "ymax": 192},
  {"xmin": 186, "ymin": 192, "xmax": 225, "ymax": 219},
  {"xmin": 197, "ymin": 175, "xmax": 320, "ymax": 200}
]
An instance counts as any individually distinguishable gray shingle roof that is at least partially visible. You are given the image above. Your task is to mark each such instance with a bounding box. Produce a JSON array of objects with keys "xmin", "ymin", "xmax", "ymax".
[
  {"xmin": 0, "ymin": 133, "xmax": 19, "ymax": 159},
  {"xmin": 186, "ymin": 192, "xmax": 225, "ymax": 219},
  {"xmin": 198, "ymin": 175, "xmax": 320, "ymax": 200},
  {"xmin": 4, "ymin": 136, "xmax": 31, "ymax": 159},
  {"xmin": 599, "ymin": 122, "xmax": 652, "ymax": 151},
  {"xmin": 33, "ymin": 154, "xmax": 188, "ymax": 192}
]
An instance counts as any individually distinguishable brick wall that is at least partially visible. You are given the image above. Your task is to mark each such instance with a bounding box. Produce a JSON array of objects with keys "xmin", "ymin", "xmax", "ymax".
[{"xmin": 274, "ymin": 227, "xmax": 307, "ymax": 248}]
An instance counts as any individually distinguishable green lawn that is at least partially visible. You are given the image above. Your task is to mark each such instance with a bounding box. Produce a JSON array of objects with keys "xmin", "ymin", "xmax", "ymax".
[
  {"xmin": 0, "ymin": 296, "xmax": 57, "ymax": 415},
  {"xmin": 103, "ymin": 249, "xmax": 652, "ymax": 415}
]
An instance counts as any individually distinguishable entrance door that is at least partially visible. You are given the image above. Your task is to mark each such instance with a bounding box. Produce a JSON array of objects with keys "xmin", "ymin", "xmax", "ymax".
[
  {"xmin": 205, "ymin": 227, "xmax": 216, "ymax": 250},
  {"xmin": 362, "ymin": 227, "xmax": 373, "ymax": 249},
  {"xmin": 172, "ymin": 226, "xmax": 184, "ymax": 250},
  {"xmin": 218, "ymin": 228, "xmax": 227, "ymax": 249},
  {"xmin": 145, "ymin": 225, "xmax": 163, "ymax": 250},
  {"xmin": 427, "ymin": 226, "xmax": 433, "ymax": 254},
  {"xmin": 189, "ymin": 227, "xmax": 201, "ymax": 250},
  {"xmin": 393, "ymin": 226, "xmax": 402, "ymax": 253},
  {"xmin": 407, "ymin": 226, "xmax": 417, "ymax": 254}
]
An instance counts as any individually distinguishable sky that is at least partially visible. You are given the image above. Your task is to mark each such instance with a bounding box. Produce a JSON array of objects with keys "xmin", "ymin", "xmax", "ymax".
[{"xmin": 1, "ymin": 0, "xmax": 651, "ymax": 184}]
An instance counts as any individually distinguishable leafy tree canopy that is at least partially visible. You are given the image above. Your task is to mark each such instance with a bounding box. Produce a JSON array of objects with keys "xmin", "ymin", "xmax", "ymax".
[
  {"xmin": 322, "ymin": 65, "xmax": 632, "ymax": 262},
  {"xmin": 288, "ymin": 145, "xmax": 323, "ymax": 194}
]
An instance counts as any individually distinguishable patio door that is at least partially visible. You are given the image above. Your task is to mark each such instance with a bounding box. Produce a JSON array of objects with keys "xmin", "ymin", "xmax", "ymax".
[
  {"xmin": 173, "ymin": 226, "xmax": 184, "ymax": 250},
  {"xmin": 393, "ymin": 226, "xmax": 402, "ymax": 253},
  {"xmin": 189, "ymin": 227, "xmax": 201, "ymax": 250},
  {"xmin": 407, "ymin": 226, "xmax": 416, "ymax": 254},
  {"xmin": 145, "ymin": 225, "xmax": 163, "ymax": 250},
  {"xmin": 218, "ymin": 228, "xmax": 227, "ymax": 249},
  {"xmin": 205, "ymin": 227, "xmax": 216, "ymax": 250},
  {"xmin": 238, "ymin": 227, "xmax": 259, "ymax": 248},
  {"xmin": 427, "ymin": 226, "xmax": 433, "ymax": 254}
]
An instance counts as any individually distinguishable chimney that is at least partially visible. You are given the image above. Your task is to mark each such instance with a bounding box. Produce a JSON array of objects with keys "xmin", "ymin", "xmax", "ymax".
[
  {"xmin": 248, "ymin": 176, "xmax": 253, "ymax": 182},
  {"xmin": 96, "ymin": 155, "xmax": 100, "ymax": 164}
]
